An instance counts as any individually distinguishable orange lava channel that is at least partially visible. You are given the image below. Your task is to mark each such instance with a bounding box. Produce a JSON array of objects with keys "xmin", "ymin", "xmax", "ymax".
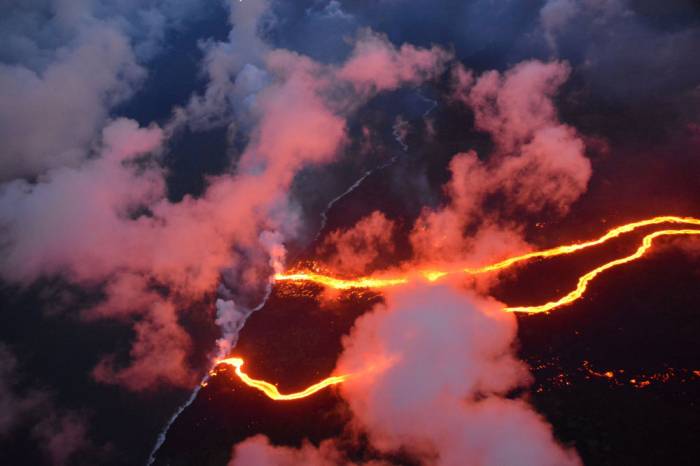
[
  {"xmin": 274, "ymin": 271, "xmax": 408, "ymax": 290},
  {"xmin": 504, "ymin": 229, "xmax": 700, "ymax": 313},
  {"xmin": 215, "ymin": 357, "xmax": 348, "ymax": 401},
  {"xmin": 274, "ymin": 216, "xmax": 700, "ymax": 314}
]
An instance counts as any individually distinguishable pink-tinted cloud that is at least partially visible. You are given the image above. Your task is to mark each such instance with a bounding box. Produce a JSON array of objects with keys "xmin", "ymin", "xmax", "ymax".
[
  {"xmin": 228, "ymin": 434, "xmax": 392, "ymax": 466},
  {"xmin": 337, "ymin": 29, "xmax": 451, "ymax": 95},
  {"xmin": 410, "ymin": 60, "xmax": 590, "ymax": 267},
  {"xmin": 409, "ymin": 151, "xmax": 532, "ymax": 267},
  {"xmin": 465, "ymin": 60, "xmax": 591, "ymax": 213},
  {"xmin": 229, "ymin": 435, "xmax": 345, "ymax": 466},
  {"xmin": 317, "ymin": 211, "xmax": 396, "ymax": 275},
  {"xmin": 332, "ymin": 284, "xmax": 580, "ymax": 466}
]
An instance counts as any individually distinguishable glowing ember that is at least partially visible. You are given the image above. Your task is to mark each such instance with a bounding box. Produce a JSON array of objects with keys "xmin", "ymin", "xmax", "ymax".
[
  {"xmin": 213, "ymin": 357, "xmax": 349, "ymax": 401},
  {"xmin": 532, "ymin": 359, "xmax": 700, "ymax": 392},
  {"xmin": 580, "ymin": 361, "xmax": 700, "ymax": 389}
]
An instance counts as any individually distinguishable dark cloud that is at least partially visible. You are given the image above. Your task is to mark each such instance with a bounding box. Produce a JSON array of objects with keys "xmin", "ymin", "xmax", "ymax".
[{"xmin": 0, "ymin": 345, "xmax": 99, "ymax": 465}]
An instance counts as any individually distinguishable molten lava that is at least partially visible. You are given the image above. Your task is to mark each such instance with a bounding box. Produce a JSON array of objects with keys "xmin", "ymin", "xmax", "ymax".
[
  {"xmin": 504, "ymin": 228, "xmax": 700, "ymax": 313},
  {"xmin": 463, "ymin": 215, "xmax": 700, "ymax": 273},
  {"xmin": 275, "ymin": 216, "xmax": 700, "ymax": 313},
  {"xmin": 274, "ymin": 271, "xmax": 408, "ymax": 290},
  {"xmin": 214, "ymin": 357, "xmax": 349, "ymax": 401}
]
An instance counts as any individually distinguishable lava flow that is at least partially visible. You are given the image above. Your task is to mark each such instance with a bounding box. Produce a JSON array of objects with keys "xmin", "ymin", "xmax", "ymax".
[
  {"xmin": 212, "ymin": 217, "xmax": 700, "ymax": 402},
  {"xmin": 504, "ymin": 228, "xmax": 700, "ymax": 313},
  {"xmin": 213, "ymin": 357, "xmax": 349, "ymax": 401},
  {"xmin": 275, "ymin": 215, "xmax": 700, "ymax": 314},
  {"xmin": 273, "ymin": 271, "xmax": 408, "ymax": 290}
]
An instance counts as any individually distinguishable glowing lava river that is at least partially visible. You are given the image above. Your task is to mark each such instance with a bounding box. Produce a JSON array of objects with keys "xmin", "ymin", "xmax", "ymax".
[
  {"xmin": 212, "ymin": 215, "xmax": 700, "ymax": 401},
  {"xmin": 275, "ymin": 215, "xmax": 700, "ymax": 313},
  {"xmin": 212, "ymin": 358, "xmax": 350, "ymax": 400}
]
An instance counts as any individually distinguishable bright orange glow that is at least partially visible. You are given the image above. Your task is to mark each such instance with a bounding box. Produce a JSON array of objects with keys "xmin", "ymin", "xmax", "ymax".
[
  {"xmin": 422, "ymin": 270, "xmax": 449, "ymax": 282},
  {"xmin": 274, "ymin": 216, "xmax": 700, "ymax": 314},
  {"xmin": 504, "ymin": 229, "xmax": 700, "ymax": 314},
  {"xmin": 464, "ymin": 215, "xmax": 700, "ymax": 274},
  {"xmin": 214, "ymin": 357, "xmax": 349, "ymax": 401},
  {"xmin": 273, "ymin": 271, "xmax": 408, "ymax": 290}
]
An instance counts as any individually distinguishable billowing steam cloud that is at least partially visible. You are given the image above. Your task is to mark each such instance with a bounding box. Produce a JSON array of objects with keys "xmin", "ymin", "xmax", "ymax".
[
  {"xmin": 230, "ymin": 435, "xmax": 367, "ymax": 466},
  {"xmin": 317, "ymin": 211, "xmax": 396, "ymax": 276},
  {"xmin": 411, "ymin": 60, "xmax": 590, "ymax": 267},
  {"xmin": 334, "ymin": 283, "xmax": 580, "ymax": 466},
  {"xmin": 228, "ymin": 284, "xmax": 581, "ymax": 466}
]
